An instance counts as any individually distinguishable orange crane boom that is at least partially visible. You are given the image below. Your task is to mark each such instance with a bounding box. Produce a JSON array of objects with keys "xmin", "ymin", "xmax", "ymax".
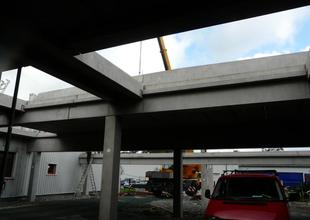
[{"xmin": 157, "ymin": 37, "xmax": 172, "ymax": 71}]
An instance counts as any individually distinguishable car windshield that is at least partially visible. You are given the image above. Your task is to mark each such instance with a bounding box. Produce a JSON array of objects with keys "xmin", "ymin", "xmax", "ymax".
[{"xmin": 212, "ymin": 177, "xmax": 285, "ymax": 201}]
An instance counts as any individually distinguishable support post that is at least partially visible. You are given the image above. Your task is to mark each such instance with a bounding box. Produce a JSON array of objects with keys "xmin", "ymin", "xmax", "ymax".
[
  {"xmin": 27, "ymin": 152, "xmax": 41, "ymax": 202},
  {"xmin": 201, "ymin": 164, "xmax": 208, "ymax": 207},
  {"xmin": 0, "ymin": 67, "xmax": 22, "ymax": 196},
  {"xmin": 98, "ymin": 116, "xmax": 121, "ymax": 220},
  {"xmin": 173, "ymin": 149, "xmax": 183, "ymax": 218},
  {"xmin": 206, "ymin": 165, "xmax": 214, "ymax": 193}
]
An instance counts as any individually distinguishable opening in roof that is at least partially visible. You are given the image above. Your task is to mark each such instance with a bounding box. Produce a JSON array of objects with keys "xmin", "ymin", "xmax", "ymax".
[{"xmin": 98, "ymin": 6, "xmax": 310, "ymax": 77}]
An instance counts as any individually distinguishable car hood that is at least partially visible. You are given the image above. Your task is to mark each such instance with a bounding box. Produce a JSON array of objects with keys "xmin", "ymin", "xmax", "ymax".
[
  {"xmin": 206, "ymin": 200, "xmax": 289, "ymax": 220},
  {"xmin": 213, "ymin": 209, "xmax": 276, "ymax": 220}
]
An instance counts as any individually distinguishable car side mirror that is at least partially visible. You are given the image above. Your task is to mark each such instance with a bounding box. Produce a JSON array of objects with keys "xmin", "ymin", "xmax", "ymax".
[{"xmin": 205, "ymin": 189, "xmax": 211, "ymax": 199}]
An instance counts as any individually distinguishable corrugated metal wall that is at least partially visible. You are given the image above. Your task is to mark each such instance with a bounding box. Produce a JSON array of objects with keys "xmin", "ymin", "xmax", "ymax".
[
  {"xmin": 0, "ymin": 138, "xmax": 32, "ymax": 198},
  {"xmin": 37, "ymin": 152, "xmax": 82, "ymax": 195}
]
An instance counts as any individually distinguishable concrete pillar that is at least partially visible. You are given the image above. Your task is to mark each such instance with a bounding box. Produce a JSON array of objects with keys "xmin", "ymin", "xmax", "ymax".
[
  {"xmin": 206, "ymin": 165, "xmax": 214, "ymax": 193},
  {"xmin": 201, "ymin": 164, "xmax": 208, "ymax": 207},
  {"xmin": 27, "ymin": 152, "xmax": 41, "ymax": 202},
  {"xmin": 98, "ymin": 116, "xmax": 121, "ymax": 220},
  {"xmin": 173, "ymin": 149, "xmax": 183, "ymax": 218}
]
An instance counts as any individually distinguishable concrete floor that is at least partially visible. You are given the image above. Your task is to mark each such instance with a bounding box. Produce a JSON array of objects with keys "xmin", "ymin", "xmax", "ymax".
[{"xmin": 0, "ymin": 196, "xmax": 309, "ymax": 220}]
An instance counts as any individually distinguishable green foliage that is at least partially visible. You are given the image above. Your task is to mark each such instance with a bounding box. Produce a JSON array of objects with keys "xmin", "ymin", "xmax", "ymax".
[{"xmin": 121, "ymin": 187, "xmax": 136, "ymax": 194}]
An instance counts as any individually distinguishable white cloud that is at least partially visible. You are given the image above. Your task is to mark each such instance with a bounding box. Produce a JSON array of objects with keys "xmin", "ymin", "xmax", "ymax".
[
  {"xmin": 98, "ymin": 6, "xmax": 308, "ymax": 71},
  {"xmin": 238, "ymin": 45, "xmax": 310, "ymax": 61},
  {"xmin": 303, "ymin": 46, "xmax": 310, "ymax": 51},
  {"xmin": 164, "ymin": 34, "xmax": 193, "ymax": 68},
  {"xmin": 163, "ymin": 6, "xmax": 310, "ymax": 66},
  {"xmin": 238, "ymin": 50, "xmax": 290, "ymax": 61}
]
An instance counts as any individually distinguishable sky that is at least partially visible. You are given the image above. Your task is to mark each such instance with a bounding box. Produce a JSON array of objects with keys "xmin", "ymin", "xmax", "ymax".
[{"xmin": 1, "ymin": 6, "xmax": 310, "ymax": 152}]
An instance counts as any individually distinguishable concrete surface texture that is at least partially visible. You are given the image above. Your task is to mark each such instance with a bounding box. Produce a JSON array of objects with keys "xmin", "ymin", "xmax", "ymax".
[
  {"xmin": 79, "ymin": 151, "xmax": 310, "ymax": 166},
  {"xmin": 24, "ymin": 51, "xmax": 309, "ymax": 107},
  {"xmin": 0, "ymin": 51, "xmax": 309, "ymax": 151}
]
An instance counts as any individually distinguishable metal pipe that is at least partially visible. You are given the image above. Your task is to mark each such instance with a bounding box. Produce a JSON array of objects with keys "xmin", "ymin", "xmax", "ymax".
[{"xmin": 0, "ymin": 67, "xmax": 22, "ymax": 196}]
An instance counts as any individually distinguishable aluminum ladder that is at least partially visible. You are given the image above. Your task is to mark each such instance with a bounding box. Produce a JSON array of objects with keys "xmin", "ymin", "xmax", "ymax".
[{"xmin": 75, "ymin": 157, "xmax": 97, "ymax": 197}]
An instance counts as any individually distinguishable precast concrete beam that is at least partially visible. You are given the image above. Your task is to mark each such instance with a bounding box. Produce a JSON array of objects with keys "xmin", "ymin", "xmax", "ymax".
[
  {"xmin": 19, "ymin": 32, "xmax": 142, "ymax": 101},
  {"xmin": 306, "ymin": 50, "xmax": 310, "ymax": 79},
  {"xmin": 0, "ymin": 93, "xmax": 25, "ymax": 111},
  {"xmin": 3, "ymin": 79, "xmax": 309, "ymax": 129},
  {"xmin": 0, "ymin": 52, "xmax": 308, "ymax": 129},
  {"xmin": 138, "ymin": 52, "xmax": 308, "ymax": 95},
  {"xmin": 75, "ymin": 52, "xmax": 142, "ymax": 100},
  {"xmin": 27, "ymin": 134, "xmax": 104, "ymax": 152},
  {"xmin": 77, "ymin": 152, "xmax": 310, "ymax": 167}
]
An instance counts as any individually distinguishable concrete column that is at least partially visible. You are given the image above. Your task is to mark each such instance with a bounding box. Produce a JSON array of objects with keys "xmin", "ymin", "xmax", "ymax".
[
  {"xmin": 99, "ymin": 116, "xmax": 121, "ymax": 220},
  {"xmin": 201, "ymin": 164, "xmax": 208, "ymax": 207},
  {"xmin": 27, "ymin": 152, "xmax": 41, "ymax": 202},
  {"xmin": 173, "ymin": 149, "xmax": 183, "ymax": 218},
  {"xmin": 206, "ymin": 165, "xmax": 214, "ymax": 193}
]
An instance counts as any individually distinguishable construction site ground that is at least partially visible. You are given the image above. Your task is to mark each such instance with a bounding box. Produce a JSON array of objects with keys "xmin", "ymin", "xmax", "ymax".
[{"xmin": 0, "ymin": 194, "xmax": 310, "ymax": 220}]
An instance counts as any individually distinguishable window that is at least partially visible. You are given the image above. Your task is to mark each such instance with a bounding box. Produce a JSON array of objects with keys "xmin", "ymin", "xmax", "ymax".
[
  {"xmin": 47, "ymin": 164, "xmax": 57, "ymax": 175},
  {"xmin": 0, "ymin": 151, "xmax": 15, "ymax": 177},
  {"xmin": 212, "ymin": 177, "xmax": 284, "ymax": 201}
]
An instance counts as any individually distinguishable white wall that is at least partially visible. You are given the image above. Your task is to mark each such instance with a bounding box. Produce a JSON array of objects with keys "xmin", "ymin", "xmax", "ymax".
[
  {"xmin": 87, "ymin": 164, "xmax": 162, "ymax": 192},
  {"xmin": 0, "ymin": 137, "xmax": 32, "ymax": 198},
  {"xmin": 36, "ymin": 152, "xmax": 82, "ymax": 195}
]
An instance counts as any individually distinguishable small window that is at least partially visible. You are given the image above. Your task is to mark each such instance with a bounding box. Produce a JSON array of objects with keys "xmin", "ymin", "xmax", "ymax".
[
  {"xmin": 0, "ymin": 151, "xmax": 15, "ymax": 177},
  {"xmin": 47, "ymin": 164, "xmax": 57, "ymax": 175}
]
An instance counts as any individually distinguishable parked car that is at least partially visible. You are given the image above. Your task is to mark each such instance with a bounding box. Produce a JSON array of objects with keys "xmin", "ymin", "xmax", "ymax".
[{"xmin": 205, "ymin": 171, "xmax": 289, "ymax": 220}]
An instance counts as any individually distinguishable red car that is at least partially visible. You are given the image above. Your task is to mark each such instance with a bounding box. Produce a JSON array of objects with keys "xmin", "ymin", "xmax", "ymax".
[{"xmin": 205, "ymin": 172, "xmax": 289, "ymax": 220}]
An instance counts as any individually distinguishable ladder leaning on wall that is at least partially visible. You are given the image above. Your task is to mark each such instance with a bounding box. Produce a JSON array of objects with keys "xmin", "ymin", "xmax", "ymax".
[{"xmin": 75, "ymin": 156, "xmax": 98, "ymax": 197}]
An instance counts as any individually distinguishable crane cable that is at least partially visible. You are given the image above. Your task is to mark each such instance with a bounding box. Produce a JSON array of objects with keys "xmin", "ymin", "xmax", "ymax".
[{"xmin": 139, "ymin": 41, "xmax": 143, "ymax": 75}]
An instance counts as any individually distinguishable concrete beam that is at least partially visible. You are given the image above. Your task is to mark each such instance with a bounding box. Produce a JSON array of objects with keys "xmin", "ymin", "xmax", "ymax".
[
  {"xmin": 0, "ymin": 93, "xmax": 25, "ymax": 111},
  {"xmin": 25, "ymin": 119, "xmax": 310, "ymax": 149},
  {"xmin": 99, "ymin": 116, "xmax": 121, "ymax": 220},
  {"xmin": 22, "ymin": 52, "xmax": 309, "ymax": 108},
  {"xmin": 0, "ymin": 52, "xmax": 306, "ymax": 129},
  {"xmin": 138, "ymin": 52, "xmax": 308, "ymax": 95},
  {"xmin": 75, "ymin": 52, "xmax": 142, "ymax": 99},
  {"xmin": 24, "ymin": 34, "xmax": 142, "ymax": 101},
  {"xmin": 306, "ymin": 50, "xmax": 310, "ymax": 79},
  {"xmin": 27, "ymin": 134, "xmax": 104, "ymax": 152},
  {"xmin": 5, "ymin": 79, "xmax": 309, "ymax": 128},
  {"xmin": 78, "ymin": 152, "xmax": 310, "ymax": 167}
]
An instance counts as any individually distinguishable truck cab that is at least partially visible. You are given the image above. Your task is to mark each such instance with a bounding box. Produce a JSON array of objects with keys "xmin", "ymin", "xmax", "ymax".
[{"xmin": 205, "ymin": 171, "xmax": 289, "ymax": 220}]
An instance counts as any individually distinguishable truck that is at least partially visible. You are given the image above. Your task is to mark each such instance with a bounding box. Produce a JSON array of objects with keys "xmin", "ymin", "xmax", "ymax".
[{"xmin": 145, "ymin": 164, "xmax": 202, "ymax": 197}]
